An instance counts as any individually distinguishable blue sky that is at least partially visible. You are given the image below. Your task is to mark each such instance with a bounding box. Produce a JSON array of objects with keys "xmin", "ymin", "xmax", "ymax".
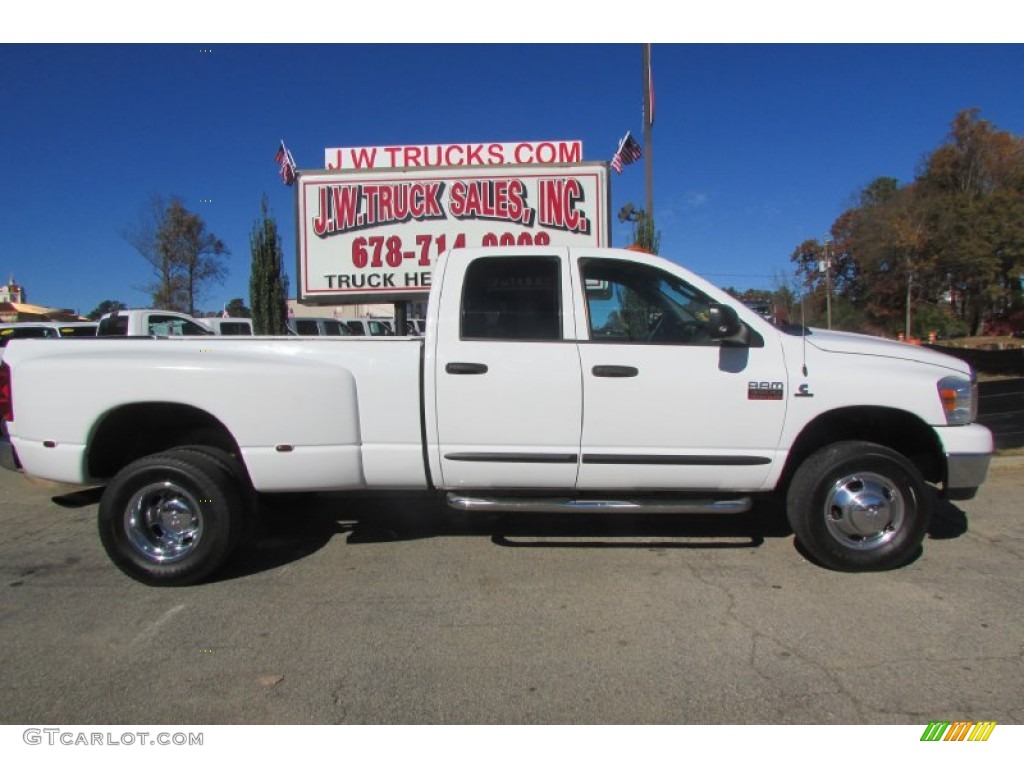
[{"xmin": 3, "ymin": 8, "xmax": 1023, "ymax": 315}]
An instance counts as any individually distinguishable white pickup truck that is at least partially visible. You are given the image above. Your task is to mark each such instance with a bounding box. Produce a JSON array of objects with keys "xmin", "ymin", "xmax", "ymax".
[
  {"xmin": 97, "ymin": 308, "xmax": 213, "ymax": 337},
  {"xmin": 0, "ymin": 246, "xmax": 993, "ymax": 585}
]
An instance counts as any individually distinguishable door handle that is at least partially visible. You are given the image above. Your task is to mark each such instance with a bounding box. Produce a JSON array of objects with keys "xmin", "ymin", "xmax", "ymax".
[
  {"xmin": 446, "ymin": 362, "xmax": 489, "ymax": 375},
  {"xmin": 592, "ymin": 365, "xmax": 639, "ymax": 378}
]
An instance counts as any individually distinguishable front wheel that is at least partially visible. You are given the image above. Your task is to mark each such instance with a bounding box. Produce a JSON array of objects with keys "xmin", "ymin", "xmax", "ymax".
[
  {"xmin": 98, "ymin": 449, "xmax": 245, "ymax": 586},
  {"xmin": 786, "ymin": 441, "xmax": 932, "ymax": 571}
]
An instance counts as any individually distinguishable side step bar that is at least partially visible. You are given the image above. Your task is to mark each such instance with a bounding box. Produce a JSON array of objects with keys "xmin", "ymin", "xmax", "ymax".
[{"xmin": 446, "ymin": 493, "xmax": 752, "ymax": 515}]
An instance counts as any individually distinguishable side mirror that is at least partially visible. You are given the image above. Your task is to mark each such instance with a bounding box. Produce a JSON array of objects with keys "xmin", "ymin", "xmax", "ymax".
[{"xmin": 708, "ymin": 304, "xmax": 750, "ymax": 346}]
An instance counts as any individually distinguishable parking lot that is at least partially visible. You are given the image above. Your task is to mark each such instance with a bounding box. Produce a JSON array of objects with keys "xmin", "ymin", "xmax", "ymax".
[{"xmin": 1, "ymin": 449, "xmax": 1022, "ymax": 727}]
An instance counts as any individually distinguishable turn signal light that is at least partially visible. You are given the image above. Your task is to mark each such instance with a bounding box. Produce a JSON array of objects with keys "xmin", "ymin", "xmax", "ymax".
[{"xmin": 937, "ymin": 375, "xmax": 976, "ymax": 425}]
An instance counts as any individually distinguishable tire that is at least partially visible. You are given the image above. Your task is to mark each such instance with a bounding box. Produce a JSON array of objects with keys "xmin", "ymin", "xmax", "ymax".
[
  {"xmin": 785, "ymin": 441, "xmax": 932, "ymax": 571},
  {"xmin": 98, "ymin": 449, "xmax": 245, "ymax": 586}
]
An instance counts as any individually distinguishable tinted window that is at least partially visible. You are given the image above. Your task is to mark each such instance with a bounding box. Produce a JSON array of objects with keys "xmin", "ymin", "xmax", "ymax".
[
  {"xmin": 295, "ymin": 320, "xmax": 320, "ymax": 336},
  {"xmin": 461, "ymin": 257, "xmax": 561, "ymax": 341},
  {"xmin": 218, "ymin": 321, "xmax": 252, "ymax": 336},
  {"xmin": 0, "ymin": 326, "xmax": 59, "ymax": 346},
  {"xmin": 581, "ymin": 258, "xmax": 717, "ymax": 345},
  {"xmin": 345, "ymin": 321, "xmax": 366, "ymax": 336},
  {"xmin": 148, "ymin": 316, "xmax": 213, "ymax": 337},
  {"xmin": 97, "ymin": 315, "xmax": 129, "ymax": 336},
  {"xmin": 368, "ymin": 321, "xmax": 393, "ymax": 336},
  {"xmin": 57, "ymin": 325, "xmax": 98, "ymax": 337},
  {"xmin": 324, "ymin": 320, "xmax": 349, "ymax": 336}
]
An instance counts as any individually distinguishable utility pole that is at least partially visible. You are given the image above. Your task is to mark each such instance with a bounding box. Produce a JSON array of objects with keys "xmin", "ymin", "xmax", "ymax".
[
  {"xmin": 642, "ymin": 44, "xmax": 654, "ymax": 222},
  {"xmin": 822, "ymin": 239, "xmax": 833, "ymax": 330}
]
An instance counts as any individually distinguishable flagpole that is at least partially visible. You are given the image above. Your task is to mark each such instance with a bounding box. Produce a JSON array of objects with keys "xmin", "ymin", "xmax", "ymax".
[{"xmin": 642, "ymin": 43, "xmax": 653, "ymax": 223}]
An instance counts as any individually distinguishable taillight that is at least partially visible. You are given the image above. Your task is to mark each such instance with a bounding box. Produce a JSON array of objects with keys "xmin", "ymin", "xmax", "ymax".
[{"xmin": 0, "ymin": 362, "xmax": 12, "ymax": 422}]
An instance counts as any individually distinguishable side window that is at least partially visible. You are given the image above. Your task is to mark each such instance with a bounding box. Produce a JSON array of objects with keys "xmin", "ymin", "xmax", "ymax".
[
  {"xmin": 581, "ymin": 258, "xmax": 717, "ymax": 345},
  {"xmin": 97, "ymin": 315, "xmax": 129, "ymax": 336},
  {"xmin": 148, "ymin": 316, "xmax": 211, "ymax": 337},
  {"xmin": 345, "ymin": 321, "xmax": 366, "ymax": 336},
  {"xmin": 295, "ymin": 320, "xmax": 319, "ymax": 336},
  {"xmin": 324, "ymin": 321, "xmax": 346, "ymax": 336},
  {"xmin": 461, "ymin": 257, "xmax": 562, "ymax": 341}
]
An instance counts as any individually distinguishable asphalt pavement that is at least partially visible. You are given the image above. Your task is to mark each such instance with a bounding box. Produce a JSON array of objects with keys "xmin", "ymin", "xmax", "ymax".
[{"xmin": 1, "ymin": 455, "xmax": 1021, "ymax": 726}]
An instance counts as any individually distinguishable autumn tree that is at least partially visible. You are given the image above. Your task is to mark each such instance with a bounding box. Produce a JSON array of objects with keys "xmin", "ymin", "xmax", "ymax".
[
  {"xmin": 791, "ymin": 109, "xmax": 1024, "ymax": 337},
  {"xmin": 249, "ymin": 196, "xmax": 290, "ymax": 335},
  {"xmin": 917, "ymin": 108, "xmax": 1024, "ymax": 333},
  {"xmin": 123, "ymin": 195, "xmax": 229, "ymax": 314}
]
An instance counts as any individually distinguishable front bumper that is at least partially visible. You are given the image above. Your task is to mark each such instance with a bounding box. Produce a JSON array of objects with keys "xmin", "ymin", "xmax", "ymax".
[
  {"xmin": 944, "ymin": 453, "xmax": 991, "ymax": 500},
  {"xmin": 935, "ymin": 423, "xmax": 994, "ymax": 500}
]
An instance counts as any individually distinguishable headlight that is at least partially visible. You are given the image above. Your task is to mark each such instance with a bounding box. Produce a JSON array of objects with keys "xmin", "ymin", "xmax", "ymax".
[{"xmin": 937, "ymin": 375, "xmax": 977, "ymax": 425}]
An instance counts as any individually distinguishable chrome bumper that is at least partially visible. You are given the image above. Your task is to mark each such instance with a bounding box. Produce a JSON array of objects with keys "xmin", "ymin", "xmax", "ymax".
[{"xmin": 945, "ymin": 452, "xmax": 991, "ymax": 500}]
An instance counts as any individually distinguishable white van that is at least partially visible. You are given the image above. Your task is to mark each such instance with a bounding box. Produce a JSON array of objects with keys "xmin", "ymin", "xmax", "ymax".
[
  {"xmin": 200, "ymin": 317, "xmax": 254, "ymax": 335},
  {"xmin": 287, "ymin": 317, "xmax": 353, "ymax": 336},
  {"xmin": 343, "ymin": 318, "xmax": 395, "ymax": 337}
]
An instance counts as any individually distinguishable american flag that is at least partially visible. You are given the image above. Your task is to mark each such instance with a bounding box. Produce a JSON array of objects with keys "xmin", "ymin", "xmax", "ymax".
[
  {"xmin": 611, "ymin": 131, "xmax": 642, "ymax": 174},
  {"xmin": 275, "ymin": 140, "xmax": 297, "ymax": 186}
]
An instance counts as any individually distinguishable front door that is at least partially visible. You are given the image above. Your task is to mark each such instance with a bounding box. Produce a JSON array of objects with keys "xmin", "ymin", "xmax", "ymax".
[{"xmin": 573, "ymin": 255, "xmax": 788, "ymax": 491}]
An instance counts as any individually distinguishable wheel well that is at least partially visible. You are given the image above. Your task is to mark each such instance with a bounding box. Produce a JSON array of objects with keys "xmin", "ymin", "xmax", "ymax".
[
  {"xmin": 780, "ymin": 407, "xmax": 944, "ymax": 488},
  {"xmin": 87, "ymin": 403, "xmax": 241, "ymax": 481}
]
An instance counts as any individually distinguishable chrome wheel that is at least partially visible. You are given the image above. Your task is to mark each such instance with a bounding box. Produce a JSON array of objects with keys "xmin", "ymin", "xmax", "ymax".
[
  {"xmin": 823, "ymin": 471, "xmax": 905, "ymax": 550},
  {"xmin": 124, "ymin": 481, "xmax": 204, "ymax": 563}
]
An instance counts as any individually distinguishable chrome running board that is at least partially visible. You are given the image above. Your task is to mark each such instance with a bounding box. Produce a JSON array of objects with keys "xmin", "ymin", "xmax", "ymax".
[{"xmin": 446, "ymin": 493, "xmax": 752, "ymax": 515}]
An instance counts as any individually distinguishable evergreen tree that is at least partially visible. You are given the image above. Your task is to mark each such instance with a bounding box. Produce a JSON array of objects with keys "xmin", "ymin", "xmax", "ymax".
[{"xmin": 249, "ymin": 196, "xmax": 290, "ymax": 335}]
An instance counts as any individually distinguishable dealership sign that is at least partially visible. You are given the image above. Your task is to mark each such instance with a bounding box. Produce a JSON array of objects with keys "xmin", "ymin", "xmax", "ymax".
[
  {"xmin": 296, "ymin": 154, "xmax": 610, "ymax": 304},
  {"xmin": 324, "ymin": 140, "xmax": 583, "ymax": 170}
]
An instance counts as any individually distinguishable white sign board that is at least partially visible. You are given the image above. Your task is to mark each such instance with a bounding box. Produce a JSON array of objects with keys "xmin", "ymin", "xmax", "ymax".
[{"xmin": 296, "ymin": 162, "xmax": 610, "ymax": 304}]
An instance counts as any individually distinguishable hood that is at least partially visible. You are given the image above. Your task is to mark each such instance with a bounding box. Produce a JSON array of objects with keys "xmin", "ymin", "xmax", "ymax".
[{"xmin": 804, "ymin": 328, "xmax": 970, "ymax": 374}]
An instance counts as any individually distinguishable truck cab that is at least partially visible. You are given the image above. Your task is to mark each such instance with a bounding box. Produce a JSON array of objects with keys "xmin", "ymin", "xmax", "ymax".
[{"xmin": 97, "ymin": 309, "xmax": 213, "ymax": 337}]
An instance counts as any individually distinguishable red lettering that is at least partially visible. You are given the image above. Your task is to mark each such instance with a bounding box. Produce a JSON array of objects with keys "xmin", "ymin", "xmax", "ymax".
[
  {"xmin": 383, "ymin": 147, "xmax": 402, "ymax": 166},
  {"xmin": 465, "ymin": 144, "xmax": 483, "ymax": 164},
  {"xmin": 538, "ymin": 142, "xmax": 560, "ymax": 163},
  {"xmin": 423, "ymin": 182, "xmax": 444, "ymax": 217},
  {"xmin": 361, "ymin": 186, "xmax": 381, "ymax": 225},
  {"xmin": 332, "ymin": 186, "xmax": 361, "ymax": 231},
  {"xmin": 487, "ymin": 144, "xmax": 504, "ymax": 164},
  {"xmin": 442, "ymin": 145, "xmax": 461, "ymax": 166},
  {"xmin": 327, "ymin": 149, "xmax": 343, "ymax": 170},
  {"xmin": 312, "ymin": 186, "xmax": 331, "ymax": 236},
  {"xmin": 404, "ymin": 146, "xmax": 422, "ymax": 167},
  {"xmin": 350, "ymin": 147, "xmax": 377, "ymax": 169},
  {"xmin": 538, "ymin": 179, "xmax": 589, "ymax": 234},
  {"xmin": 448, "ymin": 180, "xmax": 533, "ymax": 224},
  {"xmin": 314, "ymin": 186, "xmax": 360, "ymax": 236},
  {"xmin": 560, "ymin": 141, "xmax": 582, "ymax": 163}
]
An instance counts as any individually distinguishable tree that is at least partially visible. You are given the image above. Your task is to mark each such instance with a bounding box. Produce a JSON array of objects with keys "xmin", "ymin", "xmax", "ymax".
[
  {"xmin": 87, "ymin": 299, "xmax": 127, "ymax": 320},
  {"xmin": 790, "ymin": 109, "xmax": 1024, "ymax": 337},
  {"xmin": 224, "ymin": 298, "xmax": 251, "ymax": 318},
  {"xmin": 618, "ymin": 204, "xmax": 661, "ymax": 254},
  {"xmin": 122, "ymin": 194, "xmax": 181, "ymax": 310},
  {"xmin": 123, "ymin": 195, "xmax": 229, "ymax": 314},
  {"xmin": 157, "ymin": 199, "xmax": 228, "ymax": 315},
  {"xmin": 249, "ymin": 196, "xmax": 290, "ymax": 335}
]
